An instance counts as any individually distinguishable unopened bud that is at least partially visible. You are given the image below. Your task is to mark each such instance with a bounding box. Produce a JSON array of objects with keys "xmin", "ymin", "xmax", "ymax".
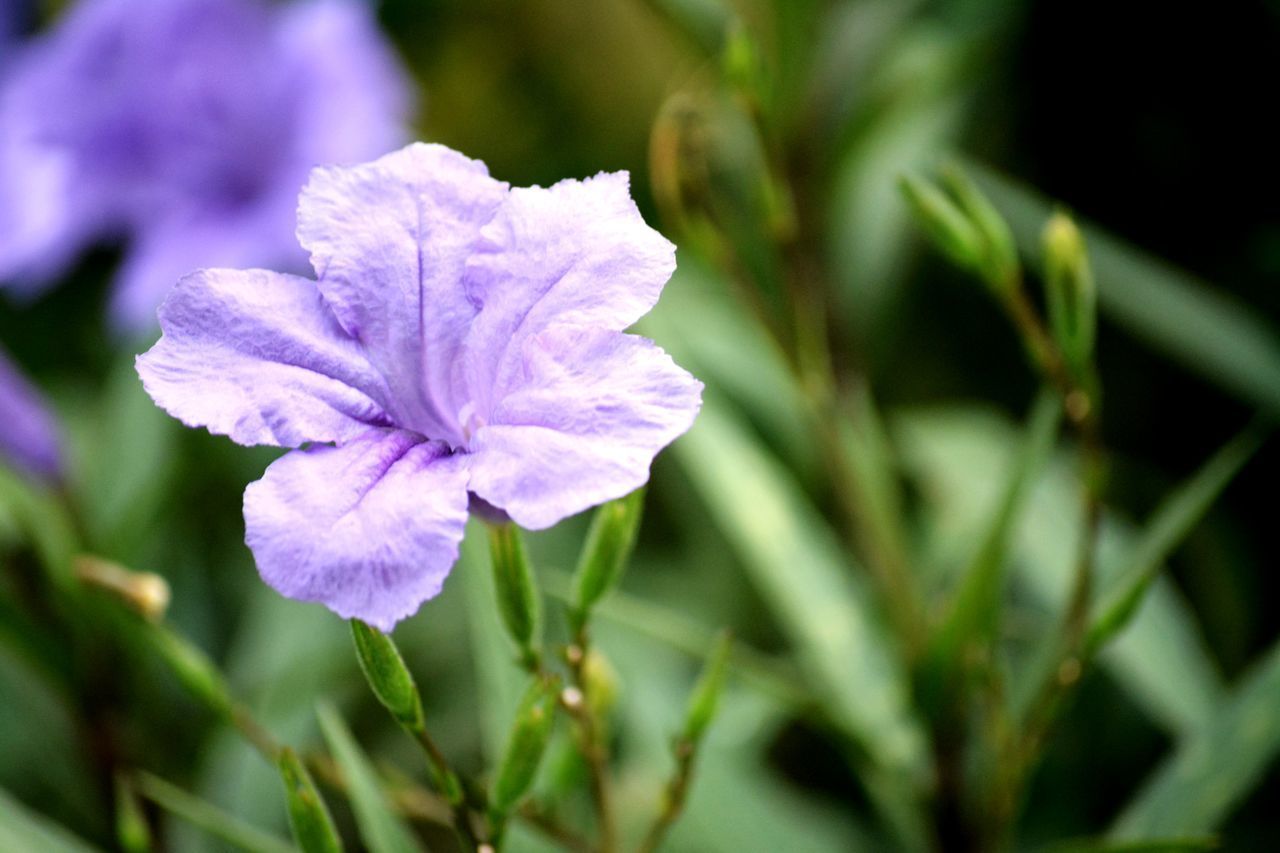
[
  {"xmin": 1042, "ymin": 211, "xmax": 1096, "ymax": 376},
  {"xmin": 569, "ymin": 489, "xmax": 645, "ymax": 633},
  {"xmin": 76, "ymin": 555, "xmax": 170, "ymax": 620},
  {"xmin": 490, "ymin": 676, "xmax": 560, "ymax": 815},
  {"xmin": 581, "ymin": 649, "xmax": 621, "ymax": 720},
  {"xmin": 350, "ymin": 620, "xmax": 423, "ymax": 729},
  {"xmin": 900, "ymin": 174, "xmax": 986, "ymax": 277},
  {"xmin": 940, "ymin": 165, "xmax": 1020, "ymax": 291},
  {"xmin": 682, "ymin": 630, "xmax": 732, "ymax": 743},
  {"xmin": 487, "ymin": 522, "xmax": 541, "ymax": 668},
  {"xmin": 277, "ymin": 748, "xmax": 343, "ymax": 853}
]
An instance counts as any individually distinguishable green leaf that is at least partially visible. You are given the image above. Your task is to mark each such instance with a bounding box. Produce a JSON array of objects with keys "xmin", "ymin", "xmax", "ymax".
[
  {"xmin": 133, "ymin": 772, "xmax": 296, "ymax": 853},
  {"xmin": 1110, "ymin": 637, "xmax": 1280, "ymax": 839},
  {"xmin": 315, "ymin": 702, "xmax": 421, "ymax": 853},
  {"xmin": 966, "ymin": 162, "xmax": 1280, "ymax": 417},
  {"xmin": 1088, "ymin": 423, "xmax": 1268, "ymax": 655},
  {"xmin": 1045, "ymin": 838, "xmax": 1217, "ymax": 853},
  {"xmin": 276, "ymin": 749, "xmax": 342, "ymax": 853},
  {"xmin": 0, "ymin": 786, "xmax": 102, "ymax": 853},
  {"xmin": 895, "ymin": 406, "xmax": 1224, "ymax": 736},
  {"xmin": 674, "ymin": 395, "xmax": 930, "ymax": 849},
  {"xmin": 919, "ymin": 390, "xmax": 1060, "ymax": 706}
]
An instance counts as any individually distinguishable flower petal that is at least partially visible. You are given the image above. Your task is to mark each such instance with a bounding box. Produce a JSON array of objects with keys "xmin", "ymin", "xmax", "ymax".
[
  {"xmin": 468, "ymin": 327, "xmax": 702, "ymax": 529},
  {"xmin": 297, "ymin": 143, "xmax": 509, "ymax": 444},
  {"xmin": 0, "ymin": 347, "xmax": 62, "ymax": 482},
  {"xmin": 137, "ymin": 268, "xmax": 394, "ymax": 447},
  {"xmin": 461, "ymin": 172, "xmax": 676, "ymax": 417},
  {"xmin": 244, "ymin": 428, "xmax": 470, "ymax": 630}
]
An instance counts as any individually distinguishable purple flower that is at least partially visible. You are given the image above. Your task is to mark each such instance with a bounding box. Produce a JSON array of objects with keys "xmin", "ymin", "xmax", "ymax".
[
  {"xmin": 0, "ymin": 345, "xmax": 62, "ymax": 482},
  {"xmin": 137, "ymin": 143, "xmax": 703, "ymax": 630},
  {"xmin": 0, "ymin": 0, "xmax": 411, "ymax": 332}
]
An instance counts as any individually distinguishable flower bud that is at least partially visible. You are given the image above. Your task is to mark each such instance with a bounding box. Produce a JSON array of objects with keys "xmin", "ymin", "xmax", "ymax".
[
  {"xmin": 682, "ymin": 630, "xmax": 732, "ymax": 743},
  {"xmin": 940, "ymin": 164, "xmax": 1020, "ymax": 292},
  {"xmin": 487, "ymin": 522, "xmax": 542, "ymax": 667},
  {"xmin": 581, "ymin": 648, "xmax": 621, "ymax": 721},
  {"xmin": 900, "ymin": 174, "xmax": 987, "ymax": 278},
  {"xmin": 490, "ymin": 676, "xmax": 560, "ymax": 815},
  {"xmin": 1042, "ymin": 211, "xmax": 1096, "ymax": 376},
  {"xmin": 277, "ymin": 748, "xmax": 344, "ymax": 853},
  {"xmin": 569, "ymin": 489, "xmax": 645, "ymax": 633},
  {"xmin": 76, "ymin": 555, "xmax": 170, "ymax": 621},
  {"xmin": 349, "ymin": 619, "xmax": 423, "ymax": 729}
]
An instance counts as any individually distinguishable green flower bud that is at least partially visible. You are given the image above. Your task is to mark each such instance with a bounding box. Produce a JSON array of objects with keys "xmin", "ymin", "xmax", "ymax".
[
  {"xmin": 487, "ymin": 522, "xmax": 542, "ymax": 667},
  {"xmin": 900, "ymin": 174, "xmax": 987, "ymax": 276},
  {"xmin": 1042, "ymin": 211, "xmax": 1096, "ymax": 376},
  {"xmin": 940, "ymin": 164, "xmax": 1020, "ymax": 292},
  {"xmin": 581, "ymin": 648, "xmax": 621, "ymax": 722},
  {"xmin": 569, "ymin": 489, "xmax": 645, "ymax": 633},
  {"xmin": 350, "ymin": 620, "xmax": 424, "ymax": 729},
  {"xmin": 76, "ymin": 555, "xmax": 170, "ymax": 621},
  {"xmin": 490, "ymin": 676, "xmax": 560, "ymax": 816},
  {"xmin": 683, "ymin": 630, "xmax": 732, "ymax": 743},
  {"xmin": 277, "ymin": 748, "xmax": 344, "ymax": 853}
]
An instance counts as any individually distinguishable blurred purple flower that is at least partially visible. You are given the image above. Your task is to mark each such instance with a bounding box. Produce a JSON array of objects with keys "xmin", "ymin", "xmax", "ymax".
[
  {"xmin": 0, "ymin": 346, "xmax": 61, "ymax": 482},
  {"xmin": 0, "ymin": 0, "xmax": 411, "ymax": 332},
  {"xmin": 138, "ymin": 143, "xmax": 702, "ymax": 630}
]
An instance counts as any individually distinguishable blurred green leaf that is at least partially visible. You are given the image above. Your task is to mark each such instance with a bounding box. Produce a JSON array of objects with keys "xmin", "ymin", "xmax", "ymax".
[
  {"xmin": 674, "ymin": 395, "xmax": 930, "ymax": 848},
  {"xmin": 1046, "ymin": 838, "xmax": 1217, "ymax": 853},
  {"xmin": 315, "ymin": 702, "xmax": 422, "ymax": 853},
  {"xmin": 276, "ymin": 749, "xmax": 342, "ymax": 853},
  {"xmin": 1088, "ymin": 423, "xmax": 1268, "ymax": 655},
  {"xmin": 896, "ymin": 406, "xmax": 1224, "ymax": 736},
  {"xmin": 967, "ymin": 163, "xmax": 1280, "ymax": 417},
  {"xmin": 919, "ymin": 390, "xmax": 1060, "ymax": 705},
  {"xmin": 133, "ymin": 772, "xmax": 296, "ymax": 853},
  {"xmin": 1110, "ymin": 637, "xmax": 1280, "ymax": 839},
  {"xmin": 73, "ymin": 352, "xmax": 179, "ymax": 557},
  {"xmin": 0, "ymin": 786, "xmax": 101, "ymax": 853}
]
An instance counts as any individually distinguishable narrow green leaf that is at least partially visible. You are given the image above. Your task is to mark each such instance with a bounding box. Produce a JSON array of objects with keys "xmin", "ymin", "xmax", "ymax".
[
  {"xmin": 148, "ymin": 625, "xmax": 235, "ymax": 719},
  {"xmin": 349, "ymin": 620, "xmax": 423, "ymax": 728},
  {"xmin": 966, "ymin": 162, "xmax": 1280, "ymax": 417},
  {"xmin": 675, "ymin": 395, "xmax": 930, "ymax": 850},
  {"xmin": 133, "ymin": 772, "xmax": 296, "ymax": 853},
  {"xmin": 570, "ymin": 488, "xmax": 646, "ymax": 633},
  {"xmin": 896, "ymin": 406, "xmax": 1224, "ymax": 736},
  {"xmin": 1111, "ymin": 638, "xmax": 1280, "ymax": 839},
  {"xmin": 114, "ymin": 775, "xmax": 152, "ymax": 853},
  {"xmin": 276, "ymin": 749, "xmax": 342, "ymax": 853},
  {"xmin": 0, "ymin": 787, "xmax": 102, "ymax": 853},
  {"xmin": 486, "ymin": 522, "xmax": 541, "ymax": 667},
  {"xmin": 919, "ymin": 390, "xmax": 1060, "ymax": 710},
  {"xmin": 1088, "ymin": 423, "xmax": 1268, "ymax": 655},
  {"xmin": 1045, "ymin": 838, "xmax": 1217, "ymax": 853},
  {"xmin": 315, "ymin": 702, "xmax": 422, "ymax": 853}
]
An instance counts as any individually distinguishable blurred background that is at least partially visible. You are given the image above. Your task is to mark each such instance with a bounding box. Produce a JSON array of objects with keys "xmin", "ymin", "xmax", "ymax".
[{"xmin": 2, "ymin": 1, "xmax": 1279, "ymax": 850}]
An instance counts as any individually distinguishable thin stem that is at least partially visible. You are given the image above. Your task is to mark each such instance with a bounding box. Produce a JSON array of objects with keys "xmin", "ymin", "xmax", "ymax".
[
  {"xmin": 517, "ymin": 802, "xmax": 594, "ymax": 853},
  {"xmin": 637, "ymin": 738, "xmax": 699, "ymax": 853},
  {"xmin": 406, "ymin": 721, "xmax": 480, "ymax": 851},
  {"xmin": 563, "ymin": 633, "xmax": 617, "ymax": 853}
]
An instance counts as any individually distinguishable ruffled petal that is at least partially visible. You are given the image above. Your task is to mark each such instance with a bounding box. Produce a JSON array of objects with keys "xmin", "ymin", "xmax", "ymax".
[
  {"xmin": 137, "ymin": 268, "xmax": 394, "ymax": 447},
  {"xmin": 461, "ymin": 172, "xmax": 676, "ymax": 417},
  {"xmin": 243, "ymin": 428, "xmax": 470, "ymax": 630},
  {"xmin": 468, "ymin": 326, "xmax": 702, "ymax": 529},
  {"xmin": 297, "ymin": 143, "xmax": 509, "ymax": 443}
]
